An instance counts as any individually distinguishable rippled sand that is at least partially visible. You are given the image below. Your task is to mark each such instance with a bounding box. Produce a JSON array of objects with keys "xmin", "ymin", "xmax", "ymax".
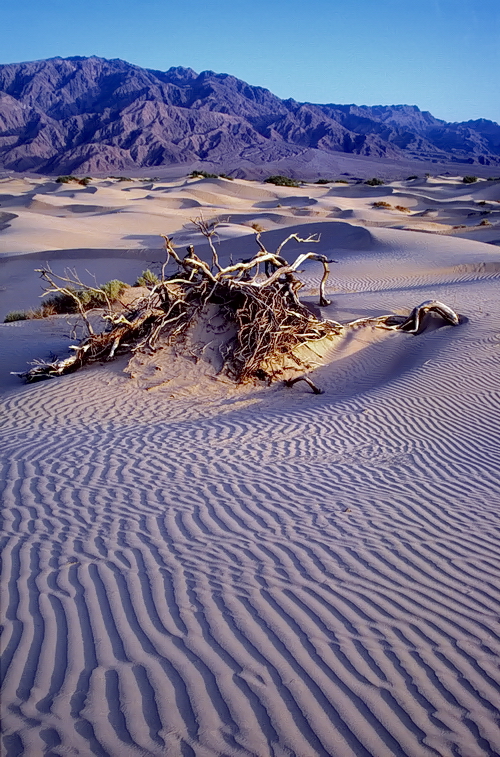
[{"xmin": 1, "ymin": 175, "xmax": 500, "ymax": 757}]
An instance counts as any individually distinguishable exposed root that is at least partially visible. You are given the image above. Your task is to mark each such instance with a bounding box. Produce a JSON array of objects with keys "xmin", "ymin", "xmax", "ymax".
[
  {"xmin": 13, "ymin": 233, "xmax": 341, "ymax": 383},
  {"xmin": 284, "ymin": 376, "xmax": 325, "ymax": 394},
  {"xmin": 12, "ymin": 227, "xmax": 461, "ymax": 389},
  {"xmin": 346, "ymin": 300, "xmax": 460, "ymax": 334},
  {"xmin": 283, "ymin": 300, "xmax": 461, "ymax": 394}
]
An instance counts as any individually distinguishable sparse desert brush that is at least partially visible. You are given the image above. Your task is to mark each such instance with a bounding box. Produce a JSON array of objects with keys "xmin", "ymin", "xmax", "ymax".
[
  {"xmin": 35, "ymin": 291, "xmax": 79, "ymax": 316},
  {"xmin": 373, "ymin": 201, "xmax": 392, "ymax": 208},
  {"xmin": 99, "ymin": 280, "xmax": 129, "ymax": 301},
  {"xmin": 189, "ymin": 171, "xmax": 233, "ymax": 180},
  {"xmin": 406, "ymin": 175, "xmax": 419, "ymax": 181},
  {"xmin": 135, "ymin": 269, "xmax": 160, "ymax": 287},
  {"xmin": 314, "ymin": 178, "xmax": 349, "ymax": 185},
  {"xmin": 189, "ymin": 170, "xmax": 219, "ymax": 179},
  {"xmin": 64, "ymin": 280, "xmax": 128, "ymax": 311},
  {"xmin": 478, "ymin": 219, "xmax": 492, "ymax": 226},
  {"xmin": 453, "ymin": 225, "xmax": 467, "ymax": 229},
  {"xmin": 55, "ymin": 175, "xmax": 92, "ymax": 185},
  {"xmin": 109, "ymin": 176, "xmax": 133, "ymax": 181},
  {"xmin": 463, "ymin": 175, "xmax": 478, "ymax": 184},
  {"xmin": 477, "ymin": 201, "xmax": 487, "ymax": 206},
  {"xmin": 13, "ymin": 279, "xmax": 130, "ymax": 320},
  {"xmin": 4, "ymin": 311, "xmax": 29, "ymax": 322},
  {"xmin": 264, "ymin": 176, "xmax": 300, "ymax": 188},
  {"xmin": 365, "ymin": 178, "xmax": 384, "ymax": 186},
  {"xmin": 249, "ymin": 222, "xmax": 265, "ymax": 233},
  {"xmin": 56, "ymin": 175, "xmax": 80, "ymax": 184},
  {"xmin": 395, "ymin": 205, "xmax": 410, "ymax": 212}
]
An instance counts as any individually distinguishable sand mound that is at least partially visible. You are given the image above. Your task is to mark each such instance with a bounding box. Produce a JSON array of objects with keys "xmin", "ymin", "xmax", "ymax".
[{"xmin": 144, "ymin": 194, "xmax": 202, "ymax": 209}]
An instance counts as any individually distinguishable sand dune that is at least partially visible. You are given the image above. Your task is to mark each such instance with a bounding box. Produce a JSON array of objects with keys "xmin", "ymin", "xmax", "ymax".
[
  {"xmin": 1, "ymin": 174, "xmax": 500, "ymax": 757},
  {"xmin": 1, "ymin": 174, "xmax": 499, "ymax": 259}
]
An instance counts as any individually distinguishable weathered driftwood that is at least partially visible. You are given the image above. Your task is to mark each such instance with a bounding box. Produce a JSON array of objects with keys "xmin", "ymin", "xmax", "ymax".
[
  {"xmin": 285, "ymin": 300, "xmax": 461, "ymax": 393},
  {"xmin": 13, "ymin": 232, "xmax": 341, "ymax": 383},
  {"xmin": 346, "ymin": 300, "xmax": 460, "ymax": 334},
  {"xmin": 284, "ymin": 376, "xmax": 325, "ymax": 394}
]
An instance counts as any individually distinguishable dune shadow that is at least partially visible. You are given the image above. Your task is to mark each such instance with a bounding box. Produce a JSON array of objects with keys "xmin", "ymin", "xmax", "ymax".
[
  {"xmin": 146, "ymin": 195, "xmax": 202, "ymax": 209},
  {"xmin": 123, "ymin": 234, "xmax": 166, "ymax": 249},
  {"xmin": 61, "ymin": 204, "xmax": 119, "ymax": 214},
  {"xmin": 271, "ymin": 196, "xmax": 318, "ymax": 208},
  {"xmin": 314, "ymin": 323, "xmax": 464, "ymax": 400},
  {"xmin": 212, "ymin": 317, "xmax": 469, "ymax": 420},
  {"xmin": 253, "ymin": 200, "xmax": 284, "ymax": 209},
  {"xmin": 0, "ymin": 211, "xmax": 17, "ymax": 231}
]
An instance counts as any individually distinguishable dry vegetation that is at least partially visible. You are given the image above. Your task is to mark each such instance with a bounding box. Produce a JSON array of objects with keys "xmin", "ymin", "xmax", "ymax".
[
  {"xmin": 14, "ymin": 229, "xmax": 340, "ymax": 385},
  {"xmin": 11, "ymin": 220, "xmax": 462, "ymax": 389},
  {"xmin": 4, "ymin": 279, "xmax": 128, "ymax": 322}
]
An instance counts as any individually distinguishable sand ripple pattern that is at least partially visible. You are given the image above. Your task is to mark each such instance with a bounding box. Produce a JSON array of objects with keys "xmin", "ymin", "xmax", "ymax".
[
  {"xmin": 2, "ymin": 287, "xmax": 500, "ymax": 756},
  {"xmin": 2, "ymin": 412, "xmax": 500, "ymax": 753}
]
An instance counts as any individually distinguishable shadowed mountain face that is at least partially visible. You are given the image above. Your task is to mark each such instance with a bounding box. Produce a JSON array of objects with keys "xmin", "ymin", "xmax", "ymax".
[{"xmin": 1, "ymin": 56, "xmax": 499, "ymax": 175}]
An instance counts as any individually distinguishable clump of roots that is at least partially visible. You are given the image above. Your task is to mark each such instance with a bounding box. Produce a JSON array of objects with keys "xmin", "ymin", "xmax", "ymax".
[{"xmin": 14, "ymin": 232, "xmax": 342, "ymax": 383}]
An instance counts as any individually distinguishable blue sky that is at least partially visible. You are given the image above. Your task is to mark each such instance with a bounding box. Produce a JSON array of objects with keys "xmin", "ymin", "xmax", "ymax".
[{"xmin": 1, "ymin": 0, "xmax": 499, "ymax": 124}]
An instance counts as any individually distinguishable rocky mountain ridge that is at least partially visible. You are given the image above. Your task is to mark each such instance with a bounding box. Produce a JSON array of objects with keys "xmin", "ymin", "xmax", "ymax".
[{"xmin": 1, "ymin": 56, "xmax": 499, "ymax": 176}]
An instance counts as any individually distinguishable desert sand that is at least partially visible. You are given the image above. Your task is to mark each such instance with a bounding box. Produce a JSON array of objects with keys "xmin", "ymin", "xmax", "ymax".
[{"xmin": 1, "ymin": 173, "xmax": 500, "ymax": 757}]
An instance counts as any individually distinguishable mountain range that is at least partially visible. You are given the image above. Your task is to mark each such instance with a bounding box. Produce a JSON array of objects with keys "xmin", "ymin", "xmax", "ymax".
[{"xmin": 1, "ymin": 56, "xmax": 499, "ymax": 177}]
